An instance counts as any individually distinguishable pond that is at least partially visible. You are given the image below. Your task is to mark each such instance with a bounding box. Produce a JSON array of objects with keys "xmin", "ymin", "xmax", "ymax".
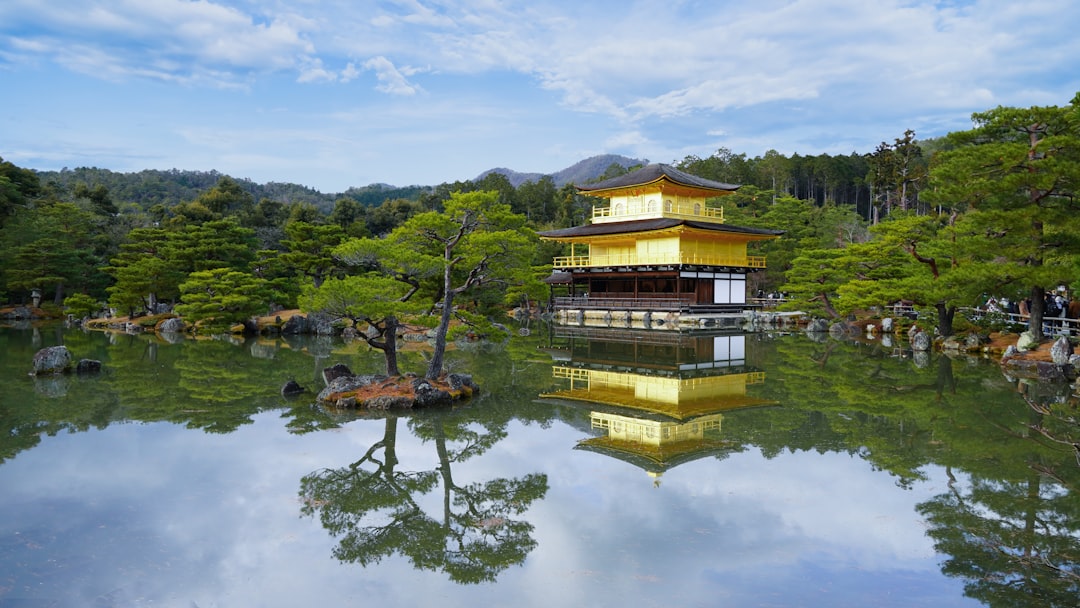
[{"xmin": 1, "ymin": 323, "xmax": 1077, "ymax": 607}]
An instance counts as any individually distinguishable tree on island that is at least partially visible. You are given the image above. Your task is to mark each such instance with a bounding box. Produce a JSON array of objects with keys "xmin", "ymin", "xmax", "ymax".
[{"xmin": 303, "ymin": 190, "xmax": 538, "ymax": 380}]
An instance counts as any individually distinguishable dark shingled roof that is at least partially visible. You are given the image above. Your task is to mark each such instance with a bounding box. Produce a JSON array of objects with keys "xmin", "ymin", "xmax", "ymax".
[
  {"xmin": 578, "ymin": 163, "xmax": 740, "ymax": 193},
  {"xmin": 538, "ymin": 218, "xmax": 783, "ymax": 239}
]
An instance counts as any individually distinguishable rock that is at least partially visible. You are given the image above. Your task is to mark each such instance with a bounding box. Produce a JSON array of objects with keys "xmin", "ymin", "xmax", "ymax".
[
  {"xmin": 446, "ymin": 373, "xmax": 480, "ymax": 394},
  {"xmin": 1002, "ymin": 345, "xmax": 1019, "ymax": 360},
  {"xmin": 75, "ymin": 359, "xmax": 102, "ymax": 374},
  {"xmin": 365, "ymin": 395, "xmax": 415, "ymax": 409},
  {"xmin": 322, "ymin": 363, "xmax": 353, "ymax": 385},
  {"xmin": 805, "ymin": 318, "xmax": 829, "ymax": 333},
  {"xmin": 941, "ymin": 336, "xmax": 963, "ymax": 351},
  {"xmin": 913, "ymin": 350, "xmax": 930, "ymax": 368},
  {"xmin": 1070, "ymin": 354, "xmax": 1080, "ymax": 372},
  {"xmin": 1050, "ymin": 336, "xmax": 1073, "ymax": 364},
  {"xmin": 249, "ymin": 342, "xmax": 277, "ymax": 360},
  {"xmin": 308, "ymin": 312, "xmax": 337, "ymax": 336},
  {"xmin": 281, "ymin": 380, "xmax": 306, "ymax": 396},
  {"xmin": 828, "ymin": 322, "xmax": 848, "ymax": 337},
  {"xmin": 157, "ymin": 317, "xmax": 186, "ymax": 333},
  {"xmin": 964, "ymin": 333, "xmax": 988, "ymax": 350},
  {"xmin": 912, "ymin": 332, "xmax": 932, "ymax": 352},
  {"xmin": 881, "ymin": 318, "xmax": 894, "ymax": 333},
  {"xmin": 32, "ymin": 346, "xmax": 72, "ymax": 375},
  {"xmin": 316, "ymin": 374, "xmax": 379, "ymax": 402},
  {"xmin": 281, "ymin": 314, "xmax": 308, "ymax": 335},
  {"xmin": 412, "ymin": 378, "xmax": 452, "ymax": 407},
  {"xmin": 908, "ymin": 325, "xmax": 921, "ymax": 341},
  {"xmin": 1003, "ymin": 358, "xmax": 1077, "ymax": 382},
  {"xmin": 1016, "ymin": 331, "xmax": 1038, "ymax": 351}
]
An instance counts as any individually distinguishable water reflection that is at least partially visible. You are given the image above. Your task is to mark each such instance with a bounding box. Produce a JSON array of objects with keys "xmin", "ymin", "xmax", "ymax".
[
  {"xmin": 917, "ymin": 379, "xmax": 1080, "ymax": 605},
  {"xmin": 4, "ymin": 324, "xmax": 1080, "ymax": 606},
  {"xmin": 540, "ymin": 328, "xmax": 775, "ymax": 481},
  {"xmin": 299, "ymin": 407, "xmax": 549, "ymax": 584}
]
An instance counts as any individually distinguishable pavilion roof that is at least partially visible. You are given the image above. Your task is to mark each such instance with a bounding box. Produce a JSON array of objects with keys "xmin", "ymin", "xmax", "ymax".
[
  {"xmin": 538, "ymin": 217, "xmax": 783, "ymax": 240},
  {"xmin": 577, "ymin": 163, "xmax": 740, "ymax": 196}
]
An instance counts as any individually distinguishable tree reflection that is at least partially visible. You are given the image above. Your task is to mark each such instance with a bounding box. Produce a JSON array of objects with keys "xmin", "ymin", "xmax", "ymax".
[
  {"xmin": 918, "ymin": 471, "xmax": 1080, "ymax": 606},
  {"xmin": 299, "ymin": 410, "xmax": 548, "ymax": 584},
  {"xmin": 917, "ymin": 388, "xmax": 1080, "ymax": 607}
]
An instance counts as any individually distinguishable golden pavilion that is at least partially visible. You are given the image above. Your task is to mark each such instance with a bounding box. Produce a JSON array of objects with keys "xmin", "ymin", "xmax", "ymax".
[
  {"xmin": 540, "ymin": 329, "xmax": 776, "ymax": 480},
  {"xmin": 539, "ymin": 163, "xmax": 783, "ymax": 330}
]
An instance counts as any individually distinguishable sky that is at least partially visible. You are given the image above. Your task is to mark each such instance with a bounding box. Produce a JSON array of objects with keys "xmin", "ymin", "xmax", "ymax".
[{"xmin": 1, "ymin": 0, "xmax": 1079, "ymax": 193}]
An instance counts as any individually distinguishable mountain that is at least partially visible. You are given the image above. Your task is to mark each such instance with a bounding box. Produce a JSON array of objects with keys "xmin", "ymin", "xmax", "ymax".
[
  {"xmin": 33, "ymin": 154, "xmax": 649, "ymax": 212},
  {"xmin": 476, "ymin": 154, "xmax": 648, "ymax": 188}
]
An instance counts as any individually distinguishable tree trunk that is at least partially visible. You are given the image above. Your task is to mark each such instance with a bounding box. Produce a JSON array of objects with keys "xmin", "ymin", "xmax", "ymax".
[
  {"xmin": 426, "ymin": 266, "xmax": 456, "ymax": 380},
  {"xmin": 383, "ymin": 316, "xmax": 400, "ymax": 376},
  {"xmin": 936, "ymin": 302, "xmax": 955, "ymax": 337},
  {"xmin": 1028, "ymin": 285, "xmax": 1045, "ymax": 341}
]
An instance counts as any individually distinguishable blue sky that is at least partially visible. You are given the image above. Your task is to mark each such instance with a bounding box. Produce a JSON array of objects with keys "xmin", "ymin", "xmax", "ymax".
[{"xmin": 2, "ymin": 0, "xmax": 1078, "ymax": 193}]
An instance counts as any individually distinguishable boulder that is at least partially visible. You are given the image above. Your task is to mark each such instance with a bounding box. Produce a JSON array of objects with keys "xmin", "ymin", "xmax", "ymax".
[
  {"xmin": 828, "ymin": 322, "xmax": 848, "ymax": 337},
  {"xmin": 1050, "ymin": 336, "xmax": 1073, "ymax": 364},
  {"xmin": 75, "ymin": 359, "xmax": 102, "ymax": 374},
  {"xmin": 1016, "ymin": 331, "xmax": 1039, "ymax": 351},
  {"xmin": 1002, "ymin": 358, "xmax": 1077, "ymax": 382},
  {"xmin": 281, "ymin": 379, "xmax": 306, "ymax": 396},
  {"xmin": 411, "ymin": 378, "xmax": 453, "ymax": 407},
  {"xmin": 805, "ymin": 318, "xmax": 830, "ymax": 333},
  {"xmin": 322, "ymin": 363, "xmax": 354, "ymax": 385},
  {"xmin": 281, "ymin": 314, "xmax": 308, "ymax": 335},
  {"xmin": 911, "ymin": 332, "xmax": 932, "ymax": 352},
  {"xmin": 446, "ymin": 373, "xmax": 479, "ymax": 394},
  {"xmin": 1070, "ymin": 354, "xmax": 1080, "ymax": 372},
  {"xmin": 964, "ymin": 333, "xmax": 988, "ymax": 350},
  {"xmin": 316, "ymin": 374, "xmax": 380, "ymax": 402},
  {"xmin": 157, "ymin": 317, "xmax": 186, "ymax": 333},
  {"xmin": 32, "ymin": 346, "xmax": 72, "ymax": 375},
  {"xmin": 881, "ymin": 318, "xmax": 894, "ymax": 333},
  {"xmin": 941, "ymin": 336, "xmax": 963, "ymax": 351},
  {"xmin": 308, "ymin": 312, "xmax": 337, "ymax": 336}
]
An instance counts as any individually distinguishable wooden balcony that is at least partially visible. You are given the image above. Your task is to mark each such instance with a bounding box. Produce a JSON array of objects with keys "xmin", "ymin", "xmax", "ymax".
[
  {"xmin": 592, "ymin": 202, "xmax": 724, "ymax": 224},
  {"xmin": 552, "ymin": 252, "xmax": 766, "ymax": 269},
  {"xmin": 552, "ymin": 296, "xmax": 756, "ymax": 314}
]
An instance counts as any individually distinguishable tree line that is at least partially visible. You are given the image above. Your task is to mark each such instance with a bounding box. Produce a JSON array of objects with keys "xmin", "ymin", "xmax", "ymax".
[{"xmin": 2, "ymin": 90, "xmax": 1078, "ymax": 354}]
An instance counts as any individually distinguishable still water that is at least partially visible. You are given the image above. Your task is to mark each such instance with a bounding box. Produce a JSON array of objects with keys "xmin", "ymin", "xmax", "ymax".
[{"xmin": 0, "ymin": 323, "xmax": 1077, "ymax": 607}]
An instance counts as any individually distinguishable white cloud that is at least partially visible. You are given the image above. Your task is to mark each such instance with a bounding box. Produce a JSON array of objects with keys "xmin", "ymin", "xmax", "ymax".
[
  {"xmin": 340, "ymin": 61, "xmax": 360, "ymax": 82},
  {"xmin": 2, "ymin": 0, "xmax": 1079, "ymax": 189},
  {"xmin": 363, "ymin": 56, "xmax": 422, "ymax": 95}
]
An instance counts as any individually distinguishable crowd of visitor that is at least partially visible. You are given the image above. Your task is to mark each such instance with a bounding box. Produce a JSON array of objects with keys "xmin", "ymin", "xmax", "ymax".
[{"xmin": 983, "ymin": 289, "xmax": 1080, "ymax": 333}]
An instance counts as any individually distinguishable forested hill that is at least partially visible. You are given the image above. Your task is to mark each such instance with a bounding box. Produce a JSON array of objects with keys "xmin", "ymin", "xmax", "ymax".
[
  {"xmin": 32, "ymin": 167, "xmax": 423, "ymax": 212},
  {"xmin": 34, "ymin": 154, "xmax": 646, "ymax": 212},
  {"xmin": 476, "ymin": 154, "xmax": 647, "ymax": 187}
]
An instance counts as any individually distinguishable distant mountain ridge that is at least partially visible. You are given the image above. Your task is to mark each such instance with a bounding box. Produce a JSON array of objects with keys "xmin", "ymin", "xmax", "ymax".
[
  {"xmin": 33, "ymin": 154, "xmax": 649, "ymax": 211},
  {"xmin": 476, "ymin": 154, "xmax": 648, "ymax": 188}
]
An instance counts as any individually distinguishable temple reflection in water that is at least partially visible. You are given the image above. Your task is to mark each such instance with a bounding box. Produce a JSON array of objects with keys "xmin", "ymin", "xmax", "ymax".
[{"xmin": 540, "ymin": 328, "xmax": 775, "ymax": 481}]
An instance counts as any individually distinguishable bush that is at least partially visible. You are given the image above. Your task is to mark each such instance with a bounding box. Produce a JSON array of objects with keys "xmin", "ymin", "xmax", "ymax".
[{"xmin": 63, "ymin": 293, "xmax": 99, "ymax": 318}]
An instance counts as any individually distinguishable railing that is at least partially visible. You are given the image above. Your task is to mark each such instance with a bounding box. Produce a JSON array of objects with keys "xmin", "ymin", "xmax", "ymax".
[
  {"xmin": 592, "ymin": 203, "xmax": 724, "ymax": 222},
  {"xmin": 748, "ymin": 297, "xmax": 789, "ymax": 310},
  {"xmin": 961, "ymin": 306, "xmax": 1080, "ymax": 337},
  {"xmin": 552, "ymin": 252, "xmax": 766, "ymax": 269},
  {"xmin": 554, "ymin": 295, "xmax": 694, "ymax": 311}
]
